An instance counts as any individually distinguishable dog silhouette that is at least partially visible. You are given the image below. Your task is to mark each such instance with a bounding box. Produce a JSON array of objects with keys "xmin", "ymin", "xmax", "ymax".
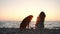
[{"xmin": 20, "ymin": 15, "xmax": 33, "ymax": 30}]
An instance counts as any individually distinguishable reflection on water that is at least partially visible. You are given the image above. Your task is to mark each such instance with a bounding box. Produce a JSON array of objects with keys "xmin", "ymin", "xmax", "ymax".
[
  {"xmin": 44, "ymin": 21, "xmax": 60, "ymax": 29},
  {"xmin": 0, "ymin": 21, "xmax": 60, "ymax": 29}
]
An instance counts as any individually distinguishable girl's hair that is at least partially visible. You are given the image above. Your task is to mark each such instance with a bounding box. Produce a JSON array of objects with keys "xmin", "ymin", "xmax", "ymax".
[{"xmin": 39, "ymin": 11, "xmax": 46, "ymax": 18}]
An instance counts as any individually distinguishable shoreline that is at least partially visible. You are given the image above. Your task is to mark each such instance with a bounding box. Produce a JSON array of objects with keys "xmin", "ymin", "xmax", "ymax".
[{"xmin": 0, "ymin": 28, "xmax": 60, "ymax": 34}]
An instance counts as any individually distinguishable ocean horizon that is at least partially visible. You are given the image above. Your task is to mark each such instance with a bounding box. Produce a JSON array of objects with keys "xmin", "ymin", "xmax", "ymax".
[{"xmin": 0, "ymin": 21, "xmax": 60, "ymax": 29}]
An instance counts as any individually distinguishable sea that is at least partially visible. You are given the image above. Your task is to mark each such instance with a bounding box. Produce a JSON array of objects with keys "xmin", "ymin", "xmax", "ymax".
[{"xmin": 0, "ymin": 21, "xmax": 60, "ymax": 29}]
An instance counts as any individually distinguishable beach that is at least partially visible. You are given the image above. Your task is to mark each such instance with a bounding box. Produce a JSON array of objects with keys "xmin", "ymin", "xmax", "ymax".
[
  {"xmin": 0, "ymin": 28, "xmax": 60, "ymax": 34},
  {"xmin": 0, "ymin": 21, "xmax": 60, "ymax": 34}
]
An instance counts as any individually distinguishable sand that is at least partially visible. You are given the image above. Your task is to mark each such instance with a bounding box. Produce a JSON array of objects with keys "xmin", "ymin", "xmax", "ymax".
[{"xmin": 0, "ymin": 28, "xmax": 60, "ymax": 34}]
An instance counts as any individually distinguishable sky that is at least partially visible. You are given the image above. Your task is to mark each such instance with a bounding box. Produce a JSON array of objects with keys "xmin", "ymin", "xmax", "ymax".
[{"xmin": 0, "ymin": 0, "xmax": 60, "ymax": 21}]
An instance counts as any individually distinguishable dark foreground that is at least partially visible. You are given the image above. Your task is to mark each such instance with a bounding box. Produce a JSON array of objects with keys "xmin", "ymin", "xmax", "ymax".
[{"xmin": 0, "ymin": 28, "xmax": 60, "ymax": 34}]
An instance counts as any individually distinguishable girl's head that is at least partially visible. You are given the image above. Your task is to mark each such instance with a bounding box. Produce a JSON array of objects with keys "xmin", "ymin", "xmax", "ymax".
[{"xmin": 39, "ymin": 11, "xmax": 46, "ymax": 18}]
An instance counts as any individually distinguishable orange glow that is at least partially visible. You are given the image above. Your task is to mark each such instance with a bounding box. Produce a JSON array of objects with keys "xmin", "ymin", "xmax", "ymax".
[{"xmin": 0, "ymin": 0, "xmax": 60, "ymax": 21}]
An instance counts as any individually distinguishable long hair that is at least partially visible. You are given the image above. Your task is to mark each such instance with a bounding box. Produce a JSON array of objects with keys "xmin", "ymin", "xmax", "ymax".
[
  {"xmin": 39, "ymin": 11, "xmax": 46, "ymax": 21},
  {"xmin": 35, "ymin": 11, "xmax": 46, "ymax": 29}
]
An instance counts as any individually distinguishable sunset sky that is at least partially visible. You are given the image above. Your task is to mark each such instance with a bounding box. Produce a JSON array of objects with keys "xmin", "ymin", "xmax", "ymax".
[{"xmin": 0, "ymin": 0, "xmax": 60, "ymax": 21}]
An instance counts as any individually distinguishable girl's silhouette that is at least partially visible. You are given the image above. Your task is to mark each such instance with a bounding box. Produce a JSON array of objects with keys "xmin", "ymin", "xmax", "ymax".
[{"xmin": 35, "ymin": 11, "xmax": 46, "ymax": 29}]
